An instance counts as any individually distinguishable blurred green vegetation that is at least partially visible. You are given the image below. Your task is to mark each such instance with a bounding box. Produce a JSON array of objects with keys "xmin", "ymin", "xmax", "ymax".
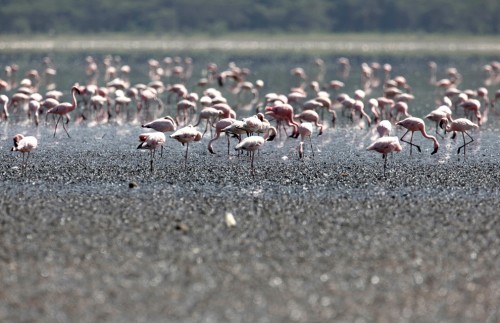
[{"xmin": 0, "ymin": 0, "xmax": 499, "ymax": 35}]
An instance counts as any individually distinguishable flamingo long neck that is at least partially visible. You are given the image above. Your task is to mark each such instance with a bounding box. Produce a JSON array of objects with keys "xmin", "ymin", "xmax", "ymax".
[
  {"xmin": 71, "ymin": 88, "xmax": 78, "ymax": 108},
  {"xmin": 421, "ymin": 128, "xmax": 439, "ymax": 147},
  {"xmin": 264, "ymin": 127, "xmax": 277, "ymax": 141}
]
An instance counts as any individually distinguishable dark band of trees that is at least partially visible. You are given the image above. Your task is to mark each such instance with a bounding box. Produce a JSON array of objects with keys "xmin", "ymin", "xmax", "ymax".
[{"xmin": 1, "ymin": 0, "xmax": 499, "ymax": 35}]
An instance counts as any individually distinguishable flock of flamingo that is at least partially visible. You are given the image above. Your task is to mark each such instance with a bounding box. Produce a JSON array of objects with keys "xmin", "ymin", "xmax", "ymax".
[{"xmin": 2, "ymin": 54, "xmax": 498, "ymax": 176}]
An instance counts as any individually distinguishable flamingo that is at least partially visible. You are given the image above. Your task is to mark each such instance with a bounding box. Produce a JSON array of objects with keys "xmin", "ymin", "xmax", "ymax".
[
  {"xmin": 28, "ymin": 99, "xmax": 40, "ymax": 126},
  {"xmin": 47, "ymin": 86, "xmax": 81, "ymax": 137},
  {"xmin": 396, "ymin": 117, "xmax": 439, "ymax": 155},
  {"xmin": 425, "ymin": 105, "xmax": 453, "ymax": 138},
  {"xmin": 137, "ymin": 132, "xmax": 166, "ymax": 172},
  {"xmin": 296, "ymin": 122, "xmax": 314, "ymax": 159},
  {"xmin": 0, "ymin": 94, "xmax": 9, "ymax": 120},
  {"xmin": 142, "ymin": 116, "xmax": 177, "ymax": 133},
  {"xmin": 294, "ymin": 110, "xmax": 323, "ymax": 135},
  {"xmin": 376, "ymin": 120, "xmax": 392, "ymax": 137},
  {"xmin": 170, "ymin": 125, "xmax": 202, "ymax": 168},
  {"xmin": 208, "ymin": 118, "xmax": 239, "ymax": 155},
  {"xmin": 366, "ymin": 136, "xmax": 402, "ymax": 176},
  {"xmin": 11, "ymin": 134, "xmax": 38, "ymax": 174},
  {"xmin": 440, "ymin": 118, "xmax": 479, "ymax": 158},
  {"xmin": 459, "ymin": 99, "xmax": 482, "ymax": 126},
  {"xmin": 265, "ymin": 103, "xmax": 299, "ymax": 137},
  {"xmin": 390, "ymin": 101, "xmax": 411, "ymax": 122},
  {"xmin": 193, "ymin": 107, "xmax": 223, "ymax": 138},
  {"xmin": 351, "ymin": 100, "xmax": 372, "ymax": 127},
  {"xmin": 234, "ymin": 126, "xmax": 277, "ymax": 176}
]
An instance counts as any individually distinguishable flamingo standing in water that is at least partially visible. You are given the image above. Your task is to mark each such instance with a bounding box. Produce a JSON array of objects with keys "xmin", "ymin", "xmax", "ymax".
[
  {"xmin": 376, "ymin": 120, "xmax": 392, "ymax": 137},
  {"xmin": 295, "ymin": 122, "xmax": 314, "ymax": 159},
  {"xmin": 142, "ymin": 115, "xmax": 177, "ymax": 133},
  {"xmin": 170, "ymin": 125, "xmax": 203, "ymax": 168},
  {"xmin": 137, "ymin": 132, "xmax": 166, "ymax": 172},
  {"xmin": 11, "ymin": 134, "xmax": 38, "ymax": 173},
  {"xmin": 0, "ymin": 95, "xmax": 9, "ymax": 120},
  {"xmin": 235, "ymin": 126, "xmax": 277, "ymax": 176},
  {"xmin": 294, "ymin": 110, "xmax": 323, "ymax": 135},
  {"xmin": 396, "ymin": 117, "xmax": 439, "ymax": 155},
  {"xmin": 208, "ymin": 118, "xmax": 240, "ymax": 155},
  {"xmin": 425, "ymin": 105, "xmax": 453, "ymax": 138},
  {"xmin": 366, "ymin": 136, "xmax": 402, "ymax": 176},
  {"xmin": 265, "ymin": 103, "xmax": 299, "ymax": 137},
  {"xmin": 47, "ymin": 85, "xmax": 80, "ymax": 137},
  {"xmin": 440, "ymin": 118, "xmax": 479, "ymax": 158}
]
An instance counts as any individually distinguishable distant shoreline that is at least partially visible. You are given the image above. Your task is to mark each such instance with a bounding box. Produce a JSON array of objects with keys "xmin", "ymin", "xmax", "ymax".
[{"xmin": 1, "ymin": 34, "xmax": 499, "ymax": 55}]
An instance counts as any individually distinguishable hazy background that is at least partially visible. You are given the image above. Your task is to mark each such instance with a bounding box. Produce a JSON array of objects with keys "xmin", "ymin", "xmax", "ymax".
[{"xmin": 1, "ymin": 0, "xmax": 499, "ymax": 36}]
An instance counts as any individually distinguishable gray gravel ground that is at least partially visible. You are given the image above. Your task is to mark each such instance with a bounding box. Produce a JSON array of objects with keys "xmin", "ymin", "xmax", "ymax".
[{"xmin": 0, "ymin": 122, "xmax": 499, "ymax": 323}]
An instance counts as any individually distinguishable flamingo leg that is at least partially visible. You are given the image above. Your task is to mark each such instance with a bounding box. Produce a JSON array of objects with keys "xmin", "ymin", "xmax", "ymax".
[
  {"xmin": 25, "ymin": 151, "xmax": 30, "ymax": 168},
  {"xmin": 309, "ymin": 135, "xmax": 314, "ymax": 158},
  {"xmin": 150, "ymin": 150, "xmax": 154, "ymax": 172},
  {"xmin": 457, "ymin": 131, "xmax": 474, "ymax": 156},
  {"xmin": 435, "ymin": 122, "xmax": 444, "ymax": 139},
  {"xmin": 203, "ymin": 121, "xmax": 209, "ymax": 138},
  {"xmin": 184, "ymin": 142, "xmax": 189, "ymax": 169},
  {"xmin": 250, "ymin": 151, "xmax": 255, "ymax": 176},
  {"xmin": 400, "ymin": 130, "xmax": 421, "ymax": 155},
  {"xmin": 53, "ymin": 115, "xmax": 62, "ymax": 137},
  {"xmin": 227, "ymin": 134, "xmax": 230, "ymax": 155},
  {"xmin": 160, "ymin": 145, "xmax": 163, "ymax": 158},
  {"xmin": 383, "ymin": 153, "xmax": 388, "ymax": 177},
  {"xmin": 62, "ymin": 121, "xmax": 71, "ymax": 138}
]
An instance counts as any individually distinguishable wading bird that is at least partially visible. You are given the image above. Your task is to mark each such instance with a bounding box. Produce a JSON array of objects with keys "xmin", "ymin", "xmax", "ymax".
[
  {"xmin": 295, "ymin": 122, "xmax": 314, "ymax": 159},
  {"xmin": 440, "ymin": 118, "xmax": 479, "ymax": 158},
  {"xmin": 366, "ymin": 136, "xmax": 402, "ymax": 176},
  {"xmin": 396, "ymin": 117, "xmax": 439, "ymax": 155},
  {"xmin": 170, "ymin": 125, "xmax": 203, "ymax": 168},
  {"xmin": 47, "ymin": 85, "xmax": 80, "ymax": 137},
  {"xmin": 137, "ymin": 132, "xmax": 166, "ymax": 172},
  {"xmin": 11, "ymin": 134, "xmax": 38, "ymax": 173},
  {"xmin": 141, "ymin": 115, "xmax": 177, "ymax": 133},
  {"xmin": 235, "ymin": 126, "xmax": 277, "ymax": 176}
]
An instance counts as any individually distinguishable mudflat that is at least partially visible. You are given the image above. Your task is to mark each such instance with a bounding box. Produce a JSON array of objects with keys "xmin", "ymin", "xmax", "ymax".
[{"xmin": 1, "ymin": 123, "xmax": 499, "ymax": 322}]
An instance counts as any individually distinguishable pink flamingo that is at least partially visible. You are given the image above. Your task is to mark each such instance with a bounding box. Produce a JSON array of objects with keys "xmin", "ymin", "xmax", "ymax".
[
  {"xmin": 170, "ymin": 125, "xmax": 202, "ymax": 168},
  {"xmin": 396, "ymin": 117, "xmax": 439, "ymax": 155},
  {"xmin": 351, "ymin": 100, "xmax": 372, "ymax": 127},
  {"xmin": 137, "ymin": 132, "xmax": 166, "ymax": 172},
  {"xmin": 234, "ymin": 126, "xmax": 277, "ymax": 176},
  {"xmin": 142, "ymin": 115, "xmax": 177, "ymax": 133},
  {"xmin": 459, "ymin": 99, "xmax": 482, "ymax": 126},
  {"xmin": 212, "ymin": 102, "xmax": 236, "ymax": 119},
  {"xmin": 47, "ymin": 86, "xmax": 81, "ymax": 137},
  {"xmin": 28, "ymin": 99, "xmax": 40, "ymax": 126},
  {"xmin": 176, "ymin": 99, "xmax": 196, "ymax": 125},
  {"xmin": 265, "ymin": 103, "xmax": 299, "ymax": 137},
  {"xmin": 376, "ymin": 120, "xmax": 392, "ymax": 137},
  {"xmin": 425, "ymin": 105, "xmax": 453, "ymax": 138},
  {"xmin": 294, "ymin": 110, "xmax": 323, "ymax": 135},
  {"xmin": 238, "ymin": 113, "xmax": 269, "ymax": 136},
  {"xmin": 208, "ymin": 118, "xmax": 240, "ymax": 155},
  {"xmin": 0, "ymin": 95, "xmax": 9, "ymax": 120},
  {"xmin": 193, "ymin": 107, "xmax": 223, "ymax": 138},
  {"xmin": 440, "ymin": 118, "xmax": 479, "ymax": 157},
  {"xmin": 366, "ymin": 136, "xmax": 402, "ymax": 176},
  {"xmin": 390, "ymin": 101, "xmax": 411, "ymax": 122},
  {"xmin": 11, "ymin": 134, "xmax": 38, "ymax": 173},
  {"xmin": 296, "ymin": 122, "xmax": 314, "ymax": 159}
]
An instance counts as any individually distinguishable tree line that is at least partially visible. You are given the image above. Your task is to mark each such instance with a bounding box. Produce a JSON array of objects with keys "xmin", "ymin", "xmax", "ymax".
[{"xmin": 1, "ymin": 0, "xmax": 499, "ymax": 35}]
